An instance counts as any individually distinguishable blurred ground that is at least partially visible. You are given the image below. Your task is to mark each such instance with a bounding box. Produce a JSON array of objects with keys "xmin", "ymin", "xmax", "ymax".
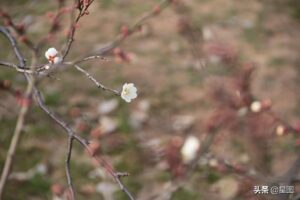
[{"xmin": 0, "ymin": 0, "xmax": 300, "ymax": 199}]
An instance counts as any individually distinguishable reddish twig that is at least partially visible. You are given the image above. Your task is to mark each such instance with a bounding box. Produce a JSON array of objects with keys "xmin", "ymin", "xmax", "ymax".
[
  {"xmin": 36, "ymin": 0, "xmax": 68, "ymax": 49},
  {"xmin": 91, "ymin": 0, "xmax": 172, "ymax": 56},
  {"xmin": 37, "ymin": 0, "xmax": 172, "ymax": 79},
  {"xmin": 61, "ymin": 0, "xmax": 95, "ymax": 61},
  {"xmin": 0, "ymin": 9, "xmax": 36, "ymax": 52}
]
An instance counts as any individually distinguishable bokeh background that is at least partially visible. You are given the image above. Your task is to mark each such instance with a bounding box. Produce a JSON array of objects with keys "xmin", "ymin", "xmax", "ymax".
[{"xmin": 1, "ymin": 0, "xmax": 300, "ymax": 199}]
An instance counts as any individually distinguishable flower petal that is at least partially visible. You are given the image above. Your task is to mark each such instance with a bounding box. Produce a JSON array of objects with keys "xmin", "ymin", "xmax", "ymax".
[
  {"xmin": 129, "ymin": 86, "xmax": 137, "ymax": 93},
  {"xmin": 122, "ymin": 83, "xmax": 128, "ymax": 90},
  {"xmin": 121, "ymin": 95, "xmax": 131, "ymax": 103},
  {"xmin": 53, "ymin": 57, "xmax": 62, "ymax": 64},
  {"xmin": 127, "ymin": 83, "xmax": 134, "ymax": 88},
  {"xmin": 130, "ymin": 92, "xmax": 137, "ymax": 99},
  {"xmin": 45, "ymin": 47, "xmax": 58, "ymax": 59}
]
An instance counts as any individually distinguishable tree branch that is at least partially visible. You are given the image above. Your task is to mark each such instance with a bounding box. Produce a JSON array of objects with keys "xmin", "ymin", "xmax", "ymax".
[
  {"xmin": 0, "ymin": 26, "xmax": 26, "ymax": 69},
  {"xmin": 0, "ymin": 61, "xmax": 35, "ymax": 74},
  {"xmin": 65, "ymin": 136, "xmax": 75, "ymax": 199},
  {"xmin": 92, "ymin": 0, "xmax": 172, "ymax": 56},
  {"xmin": 61, "ymin": 0, "xmax": 95, "ymax": 61},
  {"xmin": 34, "ymin": 87, "xmax": 135, "ymax": 200},
  {"xmin": 73, "ymin": 64, "xmax": 120, "ymax": 95},
  {"xmin": 0, "ymin": 26, "xmax": 35, "ymax": 199}
]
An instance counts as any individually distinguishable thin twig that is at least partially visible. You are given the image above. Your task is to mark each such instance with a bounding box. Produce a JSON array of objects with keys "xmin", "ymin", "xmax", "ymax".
[
  {"xmin": 38, "ymin": 0, "xmax": 171, "ymax": 79},
  {"xmin": 0, "ymin": 27, "xmax": 26, "ymax": 68},
  {"xmin": 74, "ymin": 136, "xmax": 135, "ymax": 200},
  {"xmin": 93, "ymin": 0, "xmax": 172, "ymax": 56},
  {"xmin": 34, "ymin": 88, "xmax": 76, "ymax": 136},
  {"xmin": 265, "ymin": 110, "xmax": 300, "ymax": 134},
  {"xmin": 0, "ymin": 61, "xmax": 35, "ymax": 74},
  {"xmin": 73, "ymin": 64, "xmax": 120, "ymax": 95},
  {"xmin": 65, "ymin": 136, "xmax": 75, "ymax": 199},
  {"xmin": 0, "ymin": 10, "xmax": 36, "ymax": 52},
  {"xmin": 61, "ymin": 0, "xmax": 95, "ymax": 61},
  {"xmin": 73, "ymin": 55, "xmax": 110, "ymax": 64},
  {"xmin": 36, "ymin": 0, "xmax": 67, "ymax": 50}
]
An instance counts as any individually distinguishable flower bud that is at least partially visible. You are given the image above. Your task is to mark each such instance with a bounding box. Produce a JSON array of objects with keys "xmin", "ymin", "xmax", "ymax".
[
  {"xmin": 121, "ymin": 25, "xmax": 129, "ymax": 37},
  {"xmin": 19, "ymin": 35, "xmax": 28, "ymax": 43},
  {"xmin": 51, "ymin": 184, "xmax": 64, "ymax": 196},
  {"xmin": 4, "ymin": 19, "xmax": 12, "ymax": 26},
  {"xmin": 261, "ymin": 99, "xmax": 272, "ymax": 110},
  {"xmin": 153, "ymin": 5, "xmax": 161, "ymax": 15},
  {"xmin": 90, "ymin": 127, "xmax": 102, "ymax": 138},
  {"xmin": 16, "ymin": 23, "xmax": 25, "ymax": 33}
]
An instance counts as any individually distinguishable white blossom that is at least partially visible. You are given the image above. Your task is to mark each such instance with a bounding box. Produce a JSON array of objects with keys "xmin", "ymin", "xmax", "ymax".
[
  {"xmin": 181, "ymin": 135, "xmax": 200, "ymax": 164},
  {"xmin": 45, "ymin": 47, "xmax": 61, "ymax": 64},
  {"xmin": 250, "ymin": 101, "xmax": 262, "ymax": 113},
  {"xmin": 121, "ymin": 83, "xmax": 137, "ymax": 103},
  {"xmin": 45, "ymin": 47, "xmax": 58, "ymax": 59}
]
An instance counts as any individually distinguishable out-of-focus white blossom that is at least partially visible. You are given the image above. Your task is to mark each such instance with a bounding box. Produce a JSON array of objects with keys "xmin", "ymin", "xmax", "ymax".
[
  {"xmin": 208, "ymin": 158, "xmax": 218, "ymax": 168},
  {"xmin": 45, "ymin": 47, "xmax": 62, "ymax": 64},
  {"xmin": 202, "ymin": 26, "xmax": 213, "ymax": 41},
  {"xmin": 99, "ymin": 116, "xmax": 117, "ymax": 135},
  {"xmin": 95, "ymin": 182, "xmax": 117, "ymax": 200},
  {"xmin": 53, "ymin": 196, "xmax": 63, "ymax": 200},
  {"xmin": 121, "ymin": 83, "xmax": 137, "ymax": 103},
  {"xmin": 250, "ymin": 101, "xmax": 262, "ymax": 113},
  {"xmin": 237, "ymin": 107, "xmax": 248, "ymax": 117},
  {"xmin": 98, "ymin": 99, "xmax": 119, "ymax": 115},
  {"xmin": 181, "ymin": 135, "xmax": 200, "ymax": 164},
  {"xmin": 276, "ymin": 125, "xmax": 285, "ymax": 136}
]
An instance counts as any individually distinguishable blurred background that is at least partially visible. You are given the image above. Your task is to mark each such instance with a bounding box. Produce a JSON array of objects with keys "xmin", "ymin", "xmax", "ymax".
[{"xmin": 1, "ymin": 0, "xmax": 300, "ymax": 199}]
